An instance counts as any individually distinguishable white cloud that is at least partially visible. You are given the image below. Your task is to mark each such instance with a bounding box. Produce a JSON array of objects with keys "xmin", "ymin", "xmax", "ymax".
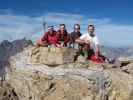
[
  {"xmin": 44, "ymin": 13, "xmax": 84, "ymax": 31},
  {"xmin": 96, "ymin": 24, "xmax": 133, "ymax": 46},
  {"xmin": 0, "ymin": 12, "xmax": 133, "ymax": 46},
  {"xmin": 0, "ymin": 14, "xmax": 43, "ymax": 42}
]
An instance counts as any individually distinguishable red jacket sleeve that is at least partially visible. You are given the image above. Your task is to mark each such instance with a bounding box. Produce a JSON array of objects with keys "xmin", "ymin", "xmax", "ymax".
[
  {"xmin": 41, "ymin": 32, "xmax": 48, "ymax": 42},
  {"xmin": 56, "ymin": 31, "xmax": 61, "ymax": 42}
]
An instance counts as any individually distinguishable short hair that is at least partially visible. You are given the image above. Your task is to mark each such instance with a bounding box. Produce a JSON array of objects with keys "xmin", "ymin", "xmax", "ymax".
[
  {"xmin": 48, "ymin": 26, "xmax": 53, "ymax": 28},
  {"xmin": 74, "ymin": 24, "xmax": 80, "ymax": 29},
  {"xmin": 47, "ymin": 26, "xmax": 54, "ymax": 30},
  {"xmin": 59, "ymin": 24, "xmax": 65, "ymax": 27},
  {"xmin": 88, "ymin": 24, "xmax": 95, "ymax": 29}
]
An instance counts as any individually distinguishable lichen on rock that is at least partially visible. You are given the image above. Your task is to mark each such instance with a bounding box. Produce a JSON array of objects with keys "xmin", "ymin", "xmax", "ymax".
[
  {"xmin": 0, "ymin": 45, "xmax": 132, "ymax": 100},
  {"xmin": 30, "ymin": 47, "xmax": 77, "ymax": 66},
  {"xmin": 3, "ymin": 46, "xmax": 132, "ymax": 100}
]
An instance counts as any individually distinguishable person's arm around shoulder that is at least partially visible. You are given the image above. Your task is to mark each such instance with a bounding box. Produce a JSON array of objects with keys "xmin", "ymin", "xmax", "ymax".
[
  {"xmin": 56, "ymin": 31, "xmax": 61, "ymax": 42},
  {"xmin": 75, "ymin": 34, "xmax": 90, "ymax": 44},
  {"xmin": 54, "ymin": 31, "xmax": 62, "ymax": 48},
  {"xmin": 41, "ymin": 32, "xmax": 48, "ymax": 41},
  {"xmin": 69, "ymin": 32, "xmax": 74, "ymax": 44}
]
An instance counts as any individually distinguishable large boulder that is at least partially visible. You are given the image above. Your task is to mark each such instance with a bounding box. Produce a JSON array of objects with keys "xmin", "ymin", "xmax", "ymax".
[
  {"xmin": 5, "ymin": 47, "xmax": 133, "ymax": 100},
  {"xmin": 30, "ymin": 47, "xmax": 77, "ymax": 66},
  {"xmin": 121, "ymin": 63, "xmax": 133, "ymax": 75}
]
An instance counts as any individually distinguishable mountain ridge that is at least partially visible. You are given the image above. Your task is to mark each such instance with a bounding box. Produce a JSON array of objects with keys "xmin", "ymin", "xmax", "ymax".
[{"xmin": 0, "ymin": 39, "xmax": 132, "ymax": 60}]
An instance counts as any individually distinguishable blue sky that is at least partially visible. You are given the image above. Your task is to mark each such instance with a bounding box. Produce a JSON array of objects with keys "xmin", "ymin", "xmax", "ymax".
[{"xmin": 0, "ymin": 0, "xmax": 133, "ymax": 46}]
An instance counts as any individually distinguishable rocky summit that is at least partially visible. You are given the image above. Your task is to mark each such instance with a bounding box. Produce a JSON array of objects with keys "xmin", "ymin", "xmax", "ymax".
[
  {"xmin": 30, "ymin": 47, "xmax": 77, "ymax": 66},
  {"xmin": 0, "ymin": 43, "xmax": 133, "ymax": 100}
]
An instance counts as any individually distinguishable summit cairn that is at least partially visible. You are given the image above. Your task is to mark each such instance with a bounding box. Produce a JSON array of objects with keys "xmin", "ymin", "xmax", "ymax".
[{"xmin": 30, "ymin": 47, "xmax": 77, "ymax": 66}]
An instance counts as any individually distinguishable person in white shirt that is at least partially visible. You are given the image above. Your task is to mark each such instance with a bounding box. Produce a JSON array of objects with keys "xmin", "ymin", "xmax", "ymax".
[{"xmin": 76, "ymin": 24, "xmax": 103, "ymax": 60}]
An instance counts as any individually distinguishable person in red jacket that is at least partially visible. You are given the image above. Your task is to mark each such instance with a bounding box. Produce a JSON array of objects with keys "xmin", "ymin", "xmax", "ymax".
[
  {"xmin": 57, "ymin": 24, "xmax": 70, "ymax": 47},
  {"xmin": 37, "ymin": 26, "xmax": 61, "ymax": 47}
]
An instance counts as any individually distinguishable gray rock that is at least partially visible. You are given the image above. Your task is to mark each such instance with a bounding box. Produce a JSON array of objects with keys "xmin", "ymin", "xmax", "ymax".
[{"xmin": 5, "ymin": 46, "xmax": 133, "ymax": 100}]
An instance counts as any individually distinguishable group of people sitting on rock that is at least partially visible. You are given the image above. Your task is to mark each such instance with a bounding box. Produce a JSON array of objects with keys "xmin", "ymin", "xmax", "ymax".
[{"xmin": 36, "ymin": 24, "xmax": 107, "ymax": 63}]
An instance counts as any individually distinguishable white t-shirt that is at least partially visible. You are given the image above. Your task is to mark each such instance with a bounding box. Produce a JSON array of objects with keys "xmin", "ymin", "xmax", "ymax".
[{"xmin": 80, "ymin": 33, "xmax": 100, "ymax": 50}]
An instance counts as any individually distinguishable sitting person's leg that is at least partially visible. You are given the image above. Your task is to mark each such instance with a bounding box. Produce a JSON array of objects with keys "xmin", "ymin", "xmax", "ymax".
[
  {"xmin": 98, "ymin": 54, "xmax": 106, "ymax": 61},
  {"xmin": 87, "ymin": 49, "xmax": 95, "ymax": 60},
  {"xmin": 80, "ymin": 44, "xmax": 90, "ymax": 57},
  {"xmin": 89, "ymin": 52, "xmax": 106, "ymax": 63}
]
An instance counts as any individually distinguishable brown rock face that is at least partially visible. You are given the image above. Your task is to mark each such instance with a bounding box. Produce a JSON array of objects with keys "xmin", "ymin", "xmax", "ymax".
[
  {"xmin": 118, "ymin": 57, "xmax": 133, "ymax": 75},
  {"xmin": 1, "ymin": 46, "xmax": 133, "ymax": 100},
  {"xmin": 30, "ymin": 47, "xmax": 77, "ymax": 66},
  {"xmin": 0, "ymin": 82, "xmax": 19, "ymax": 100}
]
